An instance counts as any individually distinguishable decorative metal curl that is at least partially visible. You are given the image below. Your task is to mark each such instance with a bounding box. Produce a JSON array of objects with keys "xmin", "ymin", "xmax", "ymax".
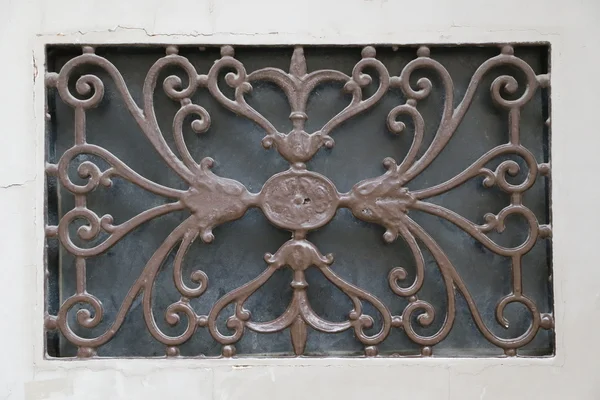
[{"xmin": 45, "ymin": 44, "xmax": 552, "ymax": 358}]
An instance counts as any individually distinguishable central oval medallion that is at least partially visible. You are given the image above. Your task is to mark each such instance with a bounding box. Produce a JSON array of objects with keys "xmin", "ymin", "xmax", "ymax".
[{"xmin": 260, "ymin": 170, "xmax": 339, "ymax": 231}]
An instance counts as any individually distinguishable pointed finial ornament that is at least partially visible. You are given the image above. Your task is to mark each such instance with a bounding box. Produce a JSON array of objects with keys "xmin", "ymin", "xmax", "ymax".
[{"xmin": 290, "ymin": 46, "xmax": 307, "ymax": 78}]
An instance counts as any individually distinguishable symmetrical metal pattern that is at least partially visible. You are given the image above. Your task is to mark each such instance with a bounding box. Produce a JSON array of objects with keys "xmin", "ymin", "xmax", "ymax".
[{"xmin": 44, "ymin": 44, "xmax": 552, "ymax": 358}]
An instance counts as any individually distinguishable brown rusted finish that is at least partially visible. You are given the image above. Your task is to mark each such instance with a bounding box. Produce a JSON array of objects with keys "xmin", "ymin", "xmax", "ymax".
[{"xmin": 44, "ymin": 44, "xmax": 552, "ymax": 358}]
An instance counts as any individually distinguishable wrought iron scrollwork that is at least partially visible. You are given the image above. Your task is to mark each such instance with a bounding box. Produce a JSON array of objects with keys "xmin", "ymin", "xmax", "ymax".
[{"xmin": 44, "ymin": 44, "xmax": 552, "ymax": 358}]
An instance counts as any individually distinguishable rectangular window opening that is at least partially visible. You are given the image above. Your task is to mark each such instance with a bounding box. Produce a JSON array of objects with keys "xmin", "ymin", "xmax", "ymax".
[{"xmin": 44, "ymin": 44, "xmax": 553, "ymax": 358}]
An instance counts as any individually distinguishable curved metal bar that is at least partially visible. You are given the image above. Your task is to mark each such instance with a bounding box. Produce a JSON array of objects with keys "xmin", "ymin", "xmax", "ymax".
[
  {"xmin": 57, "ymin": 202, "xmax": 185, "ymax": 257},
  {"xmin": 172, "ymin": 103, "xmax": 211, "ymax": 173},
  {"xmin": 206, "ymin": 53, "xmax": 280, "ymax": 138},
  {"xmin": 319, "ymin": 54, "xmax": 390, "ymax": 138},
  {"xmin": 47, "ymin": 44, "xmax": 552, "ymax": 357},
  {"xmin": 406, "ymin": 217, "xmax": 541, "ymax": 349},
  {"xmin": 142, "ymin": 54, "xmax": 204, "ymax": 183},
  {"xmin": 173, "ymin": 228, "xmax": 208, "ymax": 299},
  {"xmin": 398, "ymin": 49, "xmax": 540, "ymax": 185},
  {"xmin": 141, "ymin": 219, "xmax": 200, "ymax": 345},
  {"xmin": 50, "ymin": 52, "xmax": 199, "ymax": 184},
  {"xmin": 411, "ymin": 144, "xmax": 539, "ymax": 199},
  {"xmin": 388, "ymin": 220, "xmax": 425, "ymax": 297},
  {"xmin": 410, "ymin": 200, "xmax": 540, "ymax": 256},
  {"xmin": 56, "ymin": 144, "xmax": 185, "ymax": 198},
  {"xmin": 245, "ymin": 300, "xmax": 300, "ymax": 333},
  {"xmin": 319, "ymin": 266, "xmax": 392, "ymax": 346},
  {"xmin": 55, "ymin": 218, "xmax": 197, "ymax": 348},
  {"xmin": 387, "ymin": 103, "xmax": 425, "ymax": 175},
  {"xmin": 206, "ymin": 265, "xmax": 279, "ymax": 345}
]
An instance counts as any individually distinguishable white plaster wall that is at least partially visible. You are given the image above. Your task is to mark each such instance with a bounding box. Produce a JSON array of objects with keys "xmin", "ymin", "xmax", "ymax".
[{"xmin": 1, "ymin": 0, "xmax": 599, "ymax": 398}]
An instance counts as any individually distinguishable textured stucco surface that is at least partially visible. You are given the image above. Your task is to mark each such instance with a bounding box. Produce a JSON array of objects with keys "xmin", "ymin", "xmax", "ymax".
[{"xmin": 1, "ymin": 0, "xmax": 599, "ymax": 398}]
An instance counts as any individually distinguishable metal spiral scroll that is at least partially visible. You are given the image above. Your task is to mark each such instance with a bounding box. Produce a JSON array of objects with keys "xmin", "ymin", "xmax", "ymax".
[{"xmin": 44, "ymin": 44, "xmax": 552, "ymax": 358}]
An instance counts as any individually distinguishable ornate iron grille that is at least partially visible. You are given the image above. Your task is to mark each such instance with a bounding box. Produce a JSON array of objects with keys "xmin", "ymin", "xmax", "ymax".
[{"xmin": 44, "ymin": 44, "xmax": 552, "ymax": 358}]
